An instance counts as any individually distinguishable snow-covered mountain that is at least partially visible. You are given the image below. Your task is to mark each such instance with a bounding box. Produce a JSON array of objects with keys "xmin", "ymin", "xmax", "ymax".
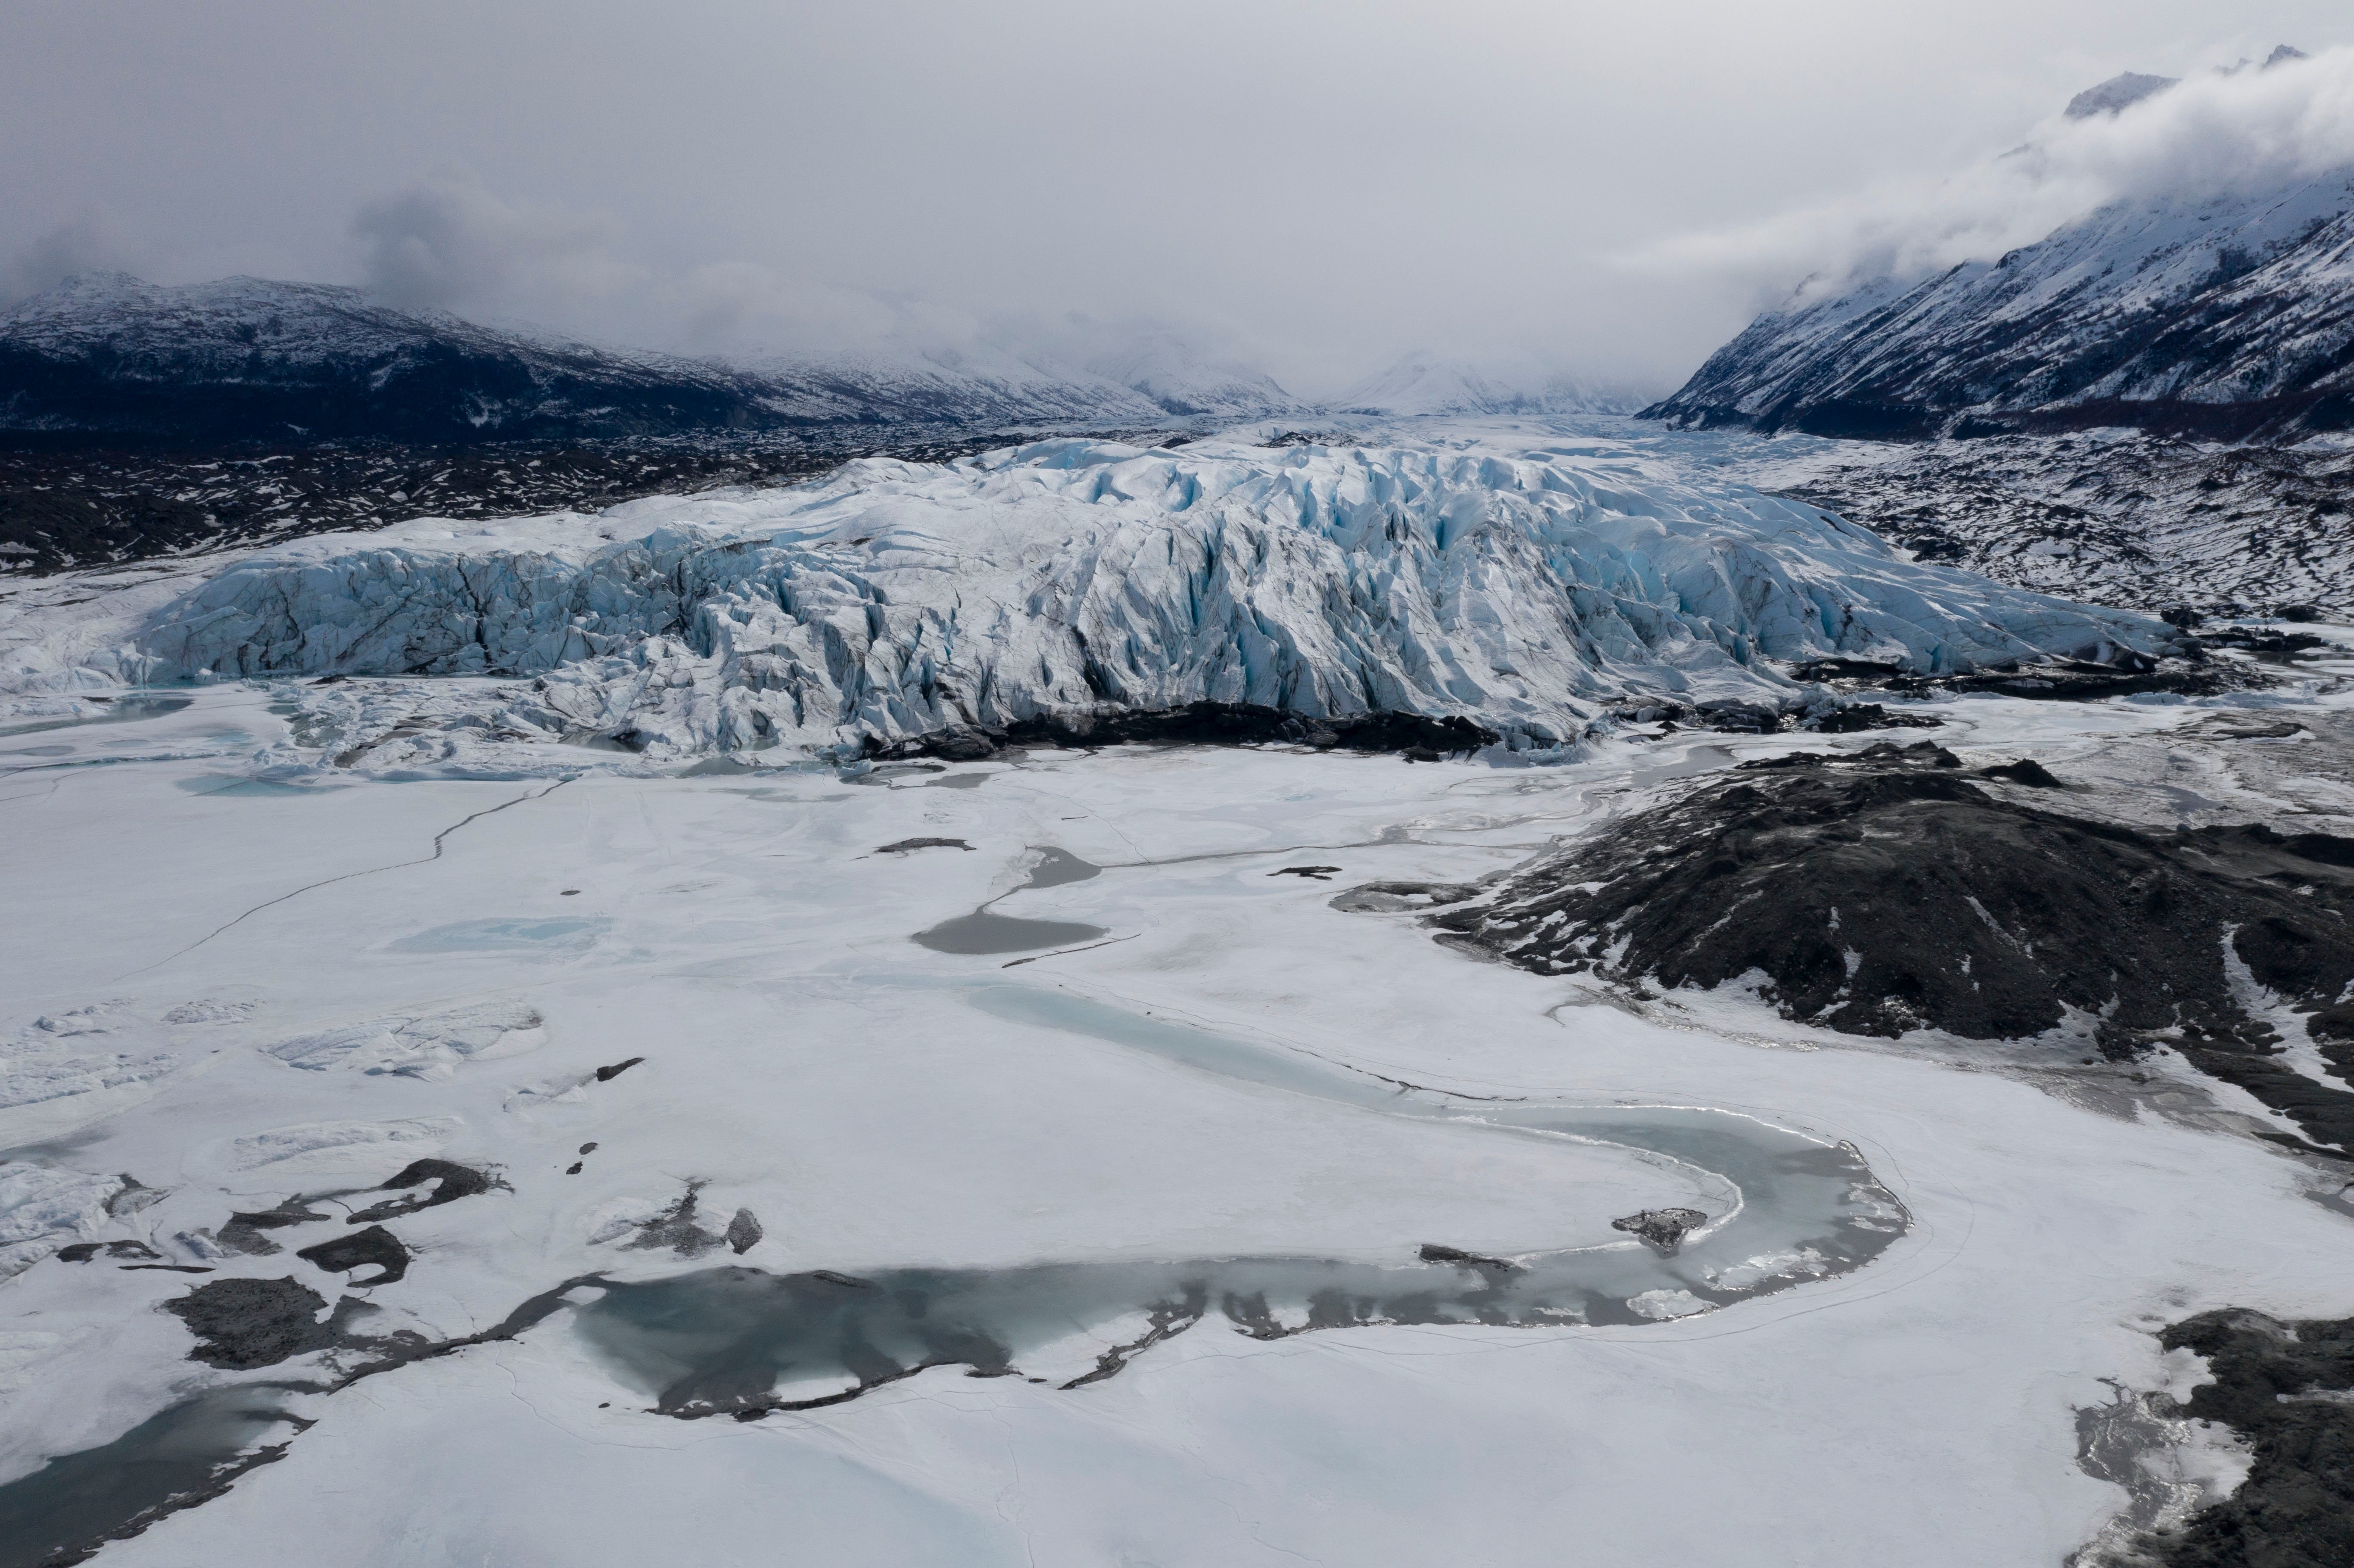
[
  {"xmin": 0, "ymin": 273, "xmax": 787, "ymax": 445},
  {"xmin": 1071, "ymin": 327, "xmax": 1310, "ymax": 418},
  {"xmin": 15, "ymin": 432, "xmax": 2184, "ymax": 765},
  {"xmin": 0, "ymin": 274, "xmax": 1306, "ymax": 445},
  {"xmin": 1336, "ymin": 353, "xmax": 1653, "ymax": 418},
  {"xmin": 1647, "ymin": 53, "xmax": 2354, "ymax": 442},
  {"xmin": 2062, "ymin": 70, "xmax": 2179, "ymax": 119}
]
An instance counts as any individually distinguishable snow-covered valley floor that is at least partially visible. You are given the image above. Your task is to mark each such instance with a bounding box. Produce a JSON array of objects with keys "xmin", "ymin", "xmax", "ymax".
[{"xmin": 6, "ymin": 661, "xmax": 2354, "ymax": 1565}]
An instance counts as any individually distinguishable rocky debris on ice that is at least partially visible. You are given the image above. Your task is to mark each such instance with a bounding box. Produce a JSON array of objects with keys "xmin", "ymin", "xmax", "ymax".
[
  {"xmin": 1754, "ymin": 431, "xmax": 2354, "ymax": 619},
  {"xmin": 216, "ymin": 1197, "xmax": 334, "ymax": 1257},
  {"xmin": 589, "ymin": 1182, "xmax": 761, "ymax": 1259},
  {"xmin": 163, "ymin": 1276, "xmax": 340, "ymax": 1369},
  {"xmin": 97, "ymin": 435, "xmax": 2184, "ymax": 765},
  {"xmin": 1418, "ymin": 741, "xmax": 2354, "ymax": 1153},
  {"xmin": 872, "ymin": 703, "xmax": 1501, "ymax": 763},
  {"xmin": 345, "ymin": 1159, "xmax": 499, "ymax": 1224},
  {"xmin": 1610, "ymin": 1207, "xmax": 1712, "ymax": 1254},
  {"xmin": 296, "ymin": 1225, "xmax": 411, "ymax": 1287}
]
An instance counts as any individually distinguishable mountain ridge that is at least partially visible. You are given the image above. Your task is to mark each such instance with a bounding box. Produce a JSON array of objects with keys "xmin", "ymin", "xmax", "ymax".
[
  {"xmin": 0, "ymin": 272, "xmax": 1305, "ymax": 446},
  {"xmin": 1646, "ymin": 51, "xmax": 2354, "ymax": 444}
]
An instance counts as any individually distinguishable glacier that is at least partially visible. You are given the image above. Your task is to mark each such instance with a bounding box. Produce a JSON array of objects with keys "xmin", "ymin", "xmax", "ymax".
[{"xmin": 107, "ymin": 432, "xmax": 2179, "ymax": 765}]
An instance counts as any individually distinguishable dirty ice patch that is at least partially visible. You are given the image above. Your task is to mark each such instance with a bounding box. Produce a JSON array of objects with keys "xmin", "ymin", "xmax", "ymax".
[
  {"xmin": 0, "ymin": 1006, "xmax": 176, "ymax": 1113},
  {"xmin": 0, "ymin": 1165, "xmax": 128, "ymax": 1281},
  {"xmin": 264, "ymin": 1000, "xmax": 546, "ymax": 1077},
  {"xmin": 387, "ymin": 918, "xmax": 609, "ymax": 956},
  {"xmin": 227, "ymin": 1117, "xmax": 463, "ymax": 1175}
]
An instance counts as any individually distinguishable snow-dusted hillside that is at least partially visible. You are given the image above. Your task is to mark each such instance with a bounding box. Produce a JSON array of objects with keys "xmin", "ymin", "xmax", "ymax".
[
  {"xmin": 9, "ymin": 432, "xmax": 2184, "ymax": 766},
  {"xmin": 0, "ymin": 274, "xmax": 782, "ymax": 444},
  {"xmin": 0, "ymin": 274, "xmax": 1306, "ymax": 446},
  {"xmin": 1648, "ymin": 54, "xmax": 2354, "ymax": 442}
]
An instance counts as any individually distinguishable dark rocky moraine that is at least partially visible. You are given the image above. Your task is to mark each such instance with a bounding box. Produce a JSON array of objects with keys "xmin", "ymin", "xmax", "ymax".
[
  {"xmin": 871, "ymin": 702, "xmax": 1500, "ymax": 762},
  {"xmin": 162, "ymin": 1278, "xmax": 336, "ymax": 1370},
  {"xmin": 345, "ymin": 1158, "xmax": 494, "ymax": 1223},
  {"xmin": 295, "ymin": 1226, "xmax": 410, "ymax": 1287},
  {"xmin": 2127, "ymin": 1307, "xmax": 2354, "ymax": 1568},
  {"xmin": 1420, "ymin": 742, "xmax": 2354, "ymax": 1152}
]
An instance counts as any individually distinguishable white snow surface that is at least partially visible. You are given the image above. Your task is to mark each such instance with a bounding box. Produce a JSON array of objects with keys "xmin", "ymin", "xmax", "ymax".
[
  {"xmin": 3, "ymin": 672, "xmax": 2354, "ymax": 1566},
  {"xmin": 28, "ymin": 431, "xmax": 2178, "ymax": 762}
]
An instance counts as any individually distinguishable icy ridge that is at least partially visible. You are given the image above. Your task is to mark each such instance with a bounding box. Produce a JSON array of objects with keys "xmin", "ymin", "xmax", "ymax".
[{"xmin": 123, "ymin": 435, "xmax": 2177, "ymax": 760}]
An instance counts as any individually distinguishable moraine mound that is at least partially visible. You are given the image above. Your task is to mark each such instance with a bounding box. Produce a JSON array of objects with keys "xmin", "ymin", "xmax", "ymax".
[{"xmin": 1420, "ymin": 742, "xmax": 2354, "ymax": 1152}]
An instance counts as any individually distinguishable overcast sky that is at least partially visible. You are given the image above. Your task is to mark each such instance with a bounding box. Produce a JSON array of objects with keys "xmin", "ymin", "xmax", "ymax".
[{"xmin": 5, "ymin": 0, "xmax": 2351, "ymax": 397}]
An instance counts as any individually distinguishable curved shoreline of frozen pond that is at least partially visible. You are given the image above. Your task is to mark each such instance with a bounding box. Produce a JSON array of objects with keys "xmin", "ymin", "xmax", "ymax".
[
  {"xmin": 0, "ymin": 982, "xmax": 1909, "ymax": 1558},
  {"xmin": 569, "ymin": 984, "xmax": 1910, "ymax": 1419},
  {"xmin": 913, "ymin": 847, "xmax": 1111, "ymax": 955}
]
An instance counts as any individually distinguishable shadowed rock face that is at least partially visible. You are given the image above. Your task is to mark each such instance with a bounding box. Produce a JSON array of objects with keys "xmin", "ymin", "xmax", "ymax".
[{"xmin": 1423, "ymin": 744, "xmax": 2354, "ymax": 1151}]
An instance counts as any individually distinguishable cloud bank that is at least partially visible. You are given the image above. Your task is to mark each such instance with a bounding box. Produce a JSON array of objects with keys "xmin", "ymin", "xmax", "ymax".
[{"xmin": 1639, "ymin": 45, "xmax": 2354, "ymax": 309}]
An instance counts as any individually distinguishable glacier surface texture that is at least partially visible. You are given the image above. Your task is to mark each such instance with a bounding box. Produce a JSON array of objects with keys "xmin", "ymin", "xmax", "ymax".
[{"xmin": 130, "ymin": 435, "xmax": 2176, "ymax": 758}]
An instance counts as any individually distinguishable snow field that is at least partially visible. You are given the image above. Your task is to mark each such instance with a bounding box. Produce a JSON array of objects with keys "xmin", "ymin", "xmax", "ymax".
[{"xmin": 3, "ymin": 675, "xmax": 2352, "ymax": 1562}]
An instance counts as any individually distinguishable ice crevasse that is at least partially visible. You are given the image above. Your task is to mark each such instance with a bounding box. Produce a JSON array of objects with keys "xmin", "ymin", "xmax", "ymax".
[{"xmin": 136, "ymin": 436, "xmax": 2178, "ymax": 757}]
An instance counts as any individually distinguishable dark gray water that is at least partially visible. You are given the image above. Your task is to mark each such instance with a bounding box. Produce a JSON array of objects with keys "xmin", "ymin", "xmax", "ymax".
[
  {"xmin": 913, "ymin": 912, "xmax": 1110, "ymax": 955},
  {"xmin": 568, "ymin": 983, "xmax": 1910, "ymax": 1419},
  {"xmin": 1015, "ymin": 847, "xmax": 1100, "ymax": 890},
  {"xmin": 912, "ymin": 847, "xmax": 1109, "ymax": 953},
  {"xmin": 0, "ymin": 1386, "xmax": 302, "ymax": 1568}
]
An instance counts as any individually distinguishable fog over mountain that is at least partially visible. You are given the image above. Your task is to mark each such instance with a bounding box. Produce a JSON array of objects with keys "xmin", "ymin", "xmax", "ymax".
[{"xmin": 5, "ymin": 2, "xmax": 2353, "ymax": 400}]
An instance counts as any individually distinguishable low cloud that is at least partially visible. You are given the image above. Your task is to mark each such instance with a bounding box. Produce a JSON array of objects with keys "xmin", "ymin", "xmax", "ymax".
[
  {"xmin": 0, "ymin": 211, "xmax": 133, "ymax": 309},
  {"xmin": 1635, "ymin": 45, "xmax": 2354, "ymax": 310},
  {"xmin": 353, "ymin": 170, "xmax": 644, "ymax": 318},
  {"xmin": 344, "ymin": 172, "xmax": 1296, "ymax": 383}
]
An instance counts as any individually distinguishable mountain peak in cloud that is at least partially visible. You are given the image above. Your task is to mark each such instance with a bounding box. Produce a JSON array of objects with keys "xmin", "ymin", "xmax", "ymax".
[
  {"xmin": 2063, "ymin": 72, "xmax": 2179, "ymax": 120},
  {"xmin": 2063, "ymin": 45, "xmax": 2311, "ymax": 121},
  {"xmin": 1333, "ymin": 352, "xmax": 1653, "ymax": 418}
]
